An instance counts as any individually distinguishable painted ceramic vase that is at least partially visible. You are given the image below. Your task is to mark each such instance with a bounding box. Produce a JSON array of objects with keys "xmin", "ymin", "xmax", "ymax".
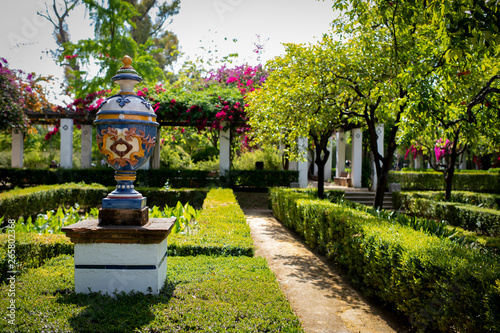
[{"xmin": 94, "ymin": 56, "xmax": 158, "ymax": 209}]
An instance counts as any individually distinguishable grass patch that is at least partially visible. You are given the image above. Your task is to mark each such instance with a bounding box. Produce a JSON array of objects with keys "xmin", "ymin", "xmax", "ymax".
[{"xmin": 0, "ymin": 255, "xmax": 303, "ymax": 333}]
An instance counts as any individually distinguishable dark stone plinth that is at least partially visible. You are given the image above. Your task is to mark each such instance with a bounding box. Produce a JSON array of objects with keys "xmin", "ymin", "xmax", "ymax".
[
  {"xmin": 102, "ymin": 196, "xmax": 146, "ymax": 209},
  {"xmin": 61, "ymin": 218, "xmax": 175, "ymax": 244},
  {"xmin": 98, "ymin": 207, "xmax": 149, "ymax": 226}
]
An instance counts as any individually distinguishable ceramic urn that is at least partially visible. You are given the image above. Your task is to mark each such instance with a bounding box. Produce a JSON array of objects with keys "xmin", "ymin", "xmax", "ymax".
[{"xmin": 94, "ymin": 56, "xmax": 158, "ymax": 215}]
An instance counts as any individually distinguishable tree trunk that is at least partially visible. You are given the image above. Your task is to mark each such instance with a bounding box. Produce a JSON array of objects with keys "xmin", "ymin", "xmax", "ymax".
[{"xmin": 315, "ymin": 144, "xmax": 329, "ymax": 200}]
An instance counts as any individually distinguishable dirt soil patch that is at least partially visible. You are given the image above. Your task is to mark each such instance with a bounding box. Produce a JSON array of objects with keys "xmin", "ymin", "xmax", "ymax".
[{"xmin": 235, "ymin": 192, "xmax": 410, "ymax": 333}]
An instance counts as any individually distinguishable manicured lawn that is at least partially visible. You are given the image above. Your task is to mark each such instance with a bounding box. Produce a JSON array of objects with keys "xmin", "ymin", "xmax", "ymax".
[{"xmin": 0, "ymin": 255, "xmax": 303, "ymax": 332}]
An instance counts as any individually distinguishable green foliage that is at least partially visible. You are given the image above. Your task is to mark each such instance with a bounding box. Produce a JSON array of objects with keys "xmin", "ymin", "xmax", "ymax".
[
  {"xmin": 191, "ymin": 146, "xmax": 218, "ymax": 163},
  {"xmin": 11, "ymin": 205, "xmax": 91, "ymax": 235},
  {"xmin": 159, "ymin": 144, "xmax": 192, "ymax": 169},
  {"xmin": 389, "ymin": 170, "xmax": 500, "ymax": 193},
  {"xmin": 269, "ymin": 187, "xmax": 500, "ymax": 332},
  {"xmin": 0, "ymin": 255, "xmax": 303, "ymax": 332},
  {"xmin": 149, "ymin": 202, "xmax": 201, "ymax": 235},
  {"xmin": 232, "ymin": 147, "xmax": 282, "ymax": 170}
]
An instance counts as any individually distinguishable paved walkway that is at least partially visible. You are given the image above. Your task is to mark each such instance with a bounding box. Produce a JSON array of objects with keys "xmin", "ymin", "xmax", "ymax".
[{"xmin": 237, "ymin": 192, "xmax": 409, "ymax": 333}]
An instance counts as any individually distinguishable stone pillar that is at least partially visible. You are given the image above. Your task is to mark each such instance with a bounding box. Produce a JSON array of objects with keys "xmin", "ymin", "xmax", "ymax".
[
  {"xmin": 459, "ymin": 150, "xmax": 467, "ymax": 170},
  {"xmin": 325, "ymin": 136, "xmax": 333, "ymax": 181},
  {"xmin": 151, "ymin": 126, "xmax": 161, "ymax": 169},
  {"xmin": 219, "ymin": 123, "xmax": 231, "ymax": 176},
  {"xmin": 335, "ymin": 131, "xmax": 346, "ymax": 178},
  {"xmin": 81, "ymin": 125, "xmax": 92, "ymax": 169},
  {"xmin": 371, "ymin": 124, "xmax": 384, "ymax": 191},
  {"xmin": 60, "ymin": 119, "xmax": 73, "ymax": 169},
  {"xmin": 414, "ymin": 155, "xmax": 422, "ymax": 169},
  {"xmin": 351, "ymin": 128, "xmax": 363, "ymax": 188},
  {"xmin": 11, "ymin": 129, "xmax": 24, "ymax": 168},
  {"xmin": 298, "ymin": 137, "xmax": 308, "ymax": 188}
]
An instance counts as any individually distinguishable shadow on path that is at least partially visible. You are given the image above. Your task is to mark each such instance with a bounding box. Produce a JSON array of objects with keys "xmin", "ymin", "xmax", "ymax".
[{"xmin": 237, "ymin": 192, "xmax": 409, "ymax": 333}]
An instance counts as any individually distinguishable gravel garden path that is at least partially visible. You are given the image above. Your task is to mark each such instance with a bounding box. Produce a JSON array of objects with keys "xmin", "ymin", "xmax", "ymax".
[{"xmin": 235, "ymin": 192, "xmax": 410, "ymax": 333}]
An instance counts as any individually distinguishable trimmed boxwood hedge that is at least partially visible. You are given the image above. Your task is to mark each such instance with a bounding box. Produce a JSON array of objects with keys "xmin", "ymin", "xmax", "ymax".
[
  {"xmin": 270, "ymin": 187, "xmax": 500, "ymax": 332},
  {"xmin": 394, "ymin": 191, "xmax": 500, "ymax": 236},
  {"xmin": 0, "ymin": 184, "xmax": 209, "ymax": 221},
  {"xmin": 0, "ymin": 183, "xmax": 108, "ymax": 221},
  {"xmin": 0, "ymin": 255, "xmax": 303, "ymax": 332},
  {"xmin": 0, "ymin": 232, "xmax": 73, "ymax": 282},
  {"xmin": 393, "ymin": 191, "xmax": 500, "ymax": 210},
  {"xmin": 168, "ymin": 188, "xmax": 255, "ymax": 257},
  {"xmin": 0, "ymin": 167, "xmax": 298, "ymax": 190},
  {"xmin": 388, "ymin": 170, "xmax": 500, "ymax": 193},
  {"xmin": 0, "ymin": 188, "xmax": 253, "ymax": 283}
]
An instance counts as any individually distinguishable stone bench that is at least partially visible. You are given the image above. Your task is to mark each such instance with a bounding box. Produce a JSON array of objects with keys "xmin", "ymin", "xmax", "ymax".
[{"xmin": 333, "ymin": 172, "xmax": 352, "ymax": 187}]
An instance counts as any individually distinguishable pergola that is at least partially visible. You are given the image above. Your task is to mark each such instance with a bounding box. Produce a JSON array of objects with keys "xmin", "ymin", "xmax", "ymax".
[
  {"xmin": 12, "ymin": 110, "xmax": 393, "ymax": 189},
  {"xmin": 14, "ymin": 109, "xmax": 232, "ymax": 175}
]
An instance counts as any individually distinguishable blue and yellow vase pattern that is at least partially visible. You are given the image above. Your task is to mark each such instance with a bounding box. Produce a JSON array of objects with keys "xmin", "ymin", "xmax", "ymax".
[{"xmin": 94, "ymin": 56, "xmax": 159, "ymax": 210}]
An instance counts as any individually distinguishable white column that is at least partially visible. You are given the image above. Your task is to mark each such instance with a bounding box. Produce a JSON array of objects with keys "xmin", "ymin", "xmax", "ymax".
[
  {"xmin": 335, "ymin": 131, "xmax": 346, "ymax": 178},
  {"xmin": 371, "ymin": 124, "xmax": 384, "ymax": 191},
  {"xmin": 325, "ymin": 136, "xmax": 333, "ymax": 181},
  {"xmin": 11, "ymin": 129, "xmax": 24, "ymax": 168},
  {"xmin": 414, "ymin": 155, "xmax": 422, "ymax": 169},
  {"xmin": 459, "ymin": 150, "xmax": 467, "ymax": 170},
  {"xmin": 351, "ymin": 128, "xmax": 363, "ymax": 188},
  {"xmin": 298, "ymin": 137, "xmax": 308, "ymax": 188},
  {"xmin": 60, "ymin": 119, "xmax": 73, "ymax": 169},
  {"xmin": 219, "ymin": 123, "xmax": 231, "ymax": 176},
  {"xmin": 151, "ymin": 127, "xmax": 161, "ymax": 169},
  {"xmin": 81, "ymin": 125, "xmax": 92, "ymax": 169}
]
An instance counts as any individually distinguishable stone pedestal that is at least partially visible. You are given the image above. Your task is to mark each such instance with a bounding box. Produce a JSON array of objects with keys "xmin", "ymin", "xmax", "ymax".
[{"xmin": 62, "ymin": 218, "xmax": 175, "ymax": 295}]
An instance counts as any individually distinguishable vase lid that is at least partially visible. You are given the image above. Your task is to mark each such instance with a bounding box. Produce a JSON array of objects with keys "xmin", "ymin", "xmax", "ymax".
[{"xmin": 111, "ymin": 55, "xmax": 143, "ymax": 84}]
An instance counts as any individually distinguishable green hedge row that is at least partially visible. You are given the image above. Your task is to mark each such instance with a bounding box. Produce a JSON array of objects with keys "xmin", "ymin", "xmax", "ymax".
[
  {"xmin": 0, "ymin": 183, "xmax": 108, "ymax": 221},
  {"xmin": 0, "ymin": 184, "xmax": 209, "ymax": 221},
  {"xmin": 168, "ymin": 188, "xmax": 255, "ymax": 257},
  {"xmin": 0, "ymin": 188, "xmax": 253, "ymax": 282},
  {"xmin": 0, "ymin": 233, "xmax": 73, "ymax": 282},
  {"xmin": 394, "ymin": 191, "xmax": 500, "ymax": 210},
  {"xmin": 0, "ymin": 167, "xmax": 298, "ymax": 189},
  {"xmin": 0, "ymin": 255, "xmax": 303, "ymax": 332},
  {"xmin": 403, "ymin": 198, "xmax": 500, "ymax": 236},
  {"xmin": 388, "ymin": 170, "xmax": 500, "ymax": 193},
  {"xmin": 394, "ymin": 191, "xmax": 500, "ymax": 236},
  {"xmin": 227, "ymin": 170, "xmax": 299, "ymax": 189},
  {"xmin": 270, "ymin": 188, "xmax": 500, "ymax": 332}
]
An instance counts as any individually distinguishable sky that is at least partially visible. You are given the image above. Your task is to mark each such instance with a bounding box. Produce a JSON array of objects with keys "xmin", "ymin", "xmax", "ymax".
[{"xmin": 0, "ymin": 0, "xmax": 336, "ymax": 102}]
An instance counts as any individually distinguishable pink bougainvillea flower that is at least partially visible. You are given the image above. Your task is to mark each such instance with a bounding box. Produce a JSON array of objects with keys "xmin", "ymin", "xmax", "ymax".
[{"xmin": 226, "ymin": 77, "xmax": 238, "ymax": 84}]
